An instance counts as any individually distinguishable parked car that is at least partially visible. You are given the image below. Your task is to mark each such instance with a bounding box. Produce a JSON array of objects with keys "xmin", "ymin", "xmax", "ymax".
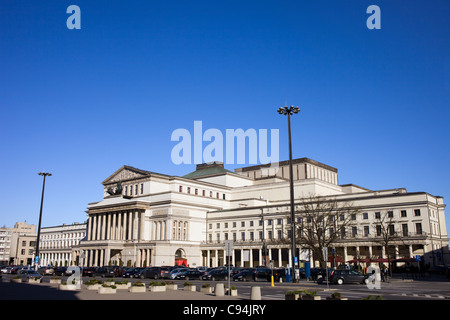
[
  {"xmin": 329, "ymin": 269, "xmax": 370, "ymax": 285},
  {"xmin": 271, "ymin": 268, "xmax": 287, "ymax": 282},
  {"xmin": 142, "ymin": 267, "xmax": 171, "ymax": 279},
  {"xmin": 37, "ymin": 266, "xmax": 55, "ymax": 275},
  {"xmin": 20, "ymin": 270, "xmax": 44, "ymax": 282},
  {"xmin": 82, "ymin": 267, "xmax": 96, "ymax": 277},
  {"xmin": 170, "ymin": 267, "xmax": 189, "ymax": 279},
  {"xmin": 54, "ymin": 267, "xmax": 68, "ymax": 276},
  {"xmin": 253, "ymin": 267, "xmax": 272, "ymax": 281},
  {"xmin": 232, "ymin": 270, "xmax": 255, "ymax": 282},
  {"xmin": 95, "ymin": 266, "xmax": 116, "ymax": 278},
  {"xmin": 10, "ymin": 266, "xmax": 25, "ymax": 274},
  {"xmin": 201, "ymin": 269, "xmax": 229, "ymax": 281},
  {"xmin": 122, "ymin": 268, "xmax": 141, "ymax": 278},
  {"xmin": 1, "ymin": 266, "xmax": 12, "ymax": 274},
  {"xmin": 174, "ymin": 269, "xmax": 204, "ymax": 280}
]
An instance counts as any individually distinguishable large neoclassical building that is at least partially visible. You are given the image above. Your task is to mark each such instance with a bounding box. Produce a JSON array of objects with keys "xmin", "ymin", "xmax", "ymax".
[{"xmin": 76, "ymin": 158, "xmax": 449, "ymax": 269}]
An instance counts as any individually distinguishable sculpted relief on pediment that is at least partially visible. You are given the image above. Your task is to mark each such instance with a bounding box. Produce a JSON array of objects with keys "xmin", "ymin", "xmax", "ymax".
[{"xmin": 107, "ymin": 169, "xmax": 147, "ymax": 184}]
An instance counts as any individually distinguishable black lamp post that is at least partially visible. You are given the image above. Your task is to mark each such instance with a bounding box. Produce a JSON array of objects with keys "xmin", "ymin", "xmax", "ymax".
[
  {"xmin": 277, "ymin": 105, "xmax": 300, "ymax": 282},
  {"xmin": 34, "ymin": 172, "xmax": 52, "ymax": 269}
]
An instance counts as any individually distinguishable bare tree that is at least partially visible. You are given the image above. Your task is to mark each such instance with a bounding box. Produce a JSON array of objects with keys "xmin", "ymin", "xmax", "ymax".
[
  {"xmin": 371, "ymin": 210, "xmax": 403, "ymax": 277},
  {"xmin": 293, "ymin": 194, "xmax": 361, "ymax": 268}
]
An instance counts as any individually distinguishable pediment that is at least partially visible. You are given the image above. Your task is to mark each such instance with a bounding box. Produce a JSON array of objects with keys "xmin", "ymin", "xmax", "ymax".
[{"xmin": 102, "ymin": 166, "xmax": 150, "ymax": 185}]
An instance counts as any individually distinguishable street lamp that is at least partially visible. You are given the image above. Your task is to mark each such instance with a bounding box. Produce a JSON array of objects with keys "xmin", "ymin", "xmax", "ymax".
[
  {"xmin": 35, "ymin": 172, "xmax": 52, "ymax": 270},
  {"xmin": 277, "ymin": 105, "xmax": 300, "ymax": 282}
]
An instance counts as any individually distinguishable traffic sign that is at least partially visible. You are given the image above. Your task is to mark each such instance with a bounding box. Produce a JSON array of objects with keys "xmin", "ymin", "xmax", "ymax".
[{"xmin": 224, "ymin": 240, "xmax": 234, "ymax": 257}]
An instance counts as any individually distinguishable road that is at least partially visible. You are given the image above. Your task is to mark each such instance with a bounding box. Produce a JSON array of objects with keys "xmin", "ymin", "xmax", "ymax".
[{"xmin": 2, "ymin": 273, "xmax": 449, "ymax": 300}]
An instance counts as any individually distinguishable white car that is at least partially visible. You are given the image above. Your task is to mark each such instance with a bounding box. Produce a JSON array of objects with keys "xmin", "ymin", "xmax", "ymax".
[{"xmin": 1, "ymin": 267, "xmax": 12, "ymax": 274}]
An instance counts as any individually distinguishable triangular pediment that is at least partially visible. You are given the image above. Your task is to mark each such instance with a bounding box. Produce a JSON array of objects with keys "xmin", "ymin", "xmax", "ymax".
[{"xmin": 102, "ymin": 166, "xmax": 151, "ymax": 185}]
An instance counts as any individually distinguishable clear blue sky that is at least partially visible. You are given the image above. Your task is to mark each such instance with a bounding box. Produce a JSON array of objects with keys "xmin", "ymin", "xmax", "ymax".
[{"xmin": 0, "ymin": 1, "xmax": 449, "ymax": 236}]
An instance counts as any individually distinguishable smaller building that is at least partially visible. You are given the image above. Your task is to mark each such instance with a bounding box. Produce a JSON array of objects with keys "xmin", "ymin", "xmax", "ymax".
[
  {"xmin": 1, "ymin": 222, "xmax": 37, "ymax": 266},
  {"xmin": 38, "ymin": 222, "xmax": 87, "ymax": 267}
]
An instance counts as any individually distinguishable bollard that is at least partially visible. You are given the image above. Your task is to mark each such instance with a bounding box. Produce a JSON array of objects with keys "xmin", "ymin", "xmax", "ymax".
[
  {"xmin": 250, "ymin": 286, "xmax": 261, "ymax": 300},
  {"xmin": 215, "ymin": 283, "xmax": 225, "ymax": 297}
]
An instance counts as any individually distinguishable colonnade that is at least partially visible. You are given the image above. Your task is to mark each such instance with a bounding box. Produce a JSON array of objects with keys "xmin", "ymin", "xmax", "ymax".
[
  {"xmin": 80, "ymin": 248, "xmax": 153, "ymax": 267},
  {"xmin": 87, "ymin": 210, "xmax": 145, "ymax": 241}
]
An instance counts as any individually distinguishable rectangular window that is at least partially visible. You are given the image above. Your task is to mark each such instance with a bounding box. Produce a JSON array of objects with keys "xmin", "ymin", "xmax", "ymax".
[
  {"xmin": 202, "ymin": 190, "xmax": 206, "ymax": 196},
  {"xmin": 352, "ymin": 227, "xmax": 357, "ymax": 237},
  {"xmin": 364, "ymin": 226, "xmax": 369, "ymax": 237},
  {"xmin": 179, "ymin": 186, "xmax": 183, "ymax": 192},
  {"xmin": 388, "ymin": 211, "xmax": 394, "ymax": 218},
  {"xmin": 401, "ymin": 210, "xmax": 407, "ymax": 217},
  {"xmin": 389, "ymin": 224, "xmax": 395, "ymax": 235},
  {"xmin": 241, "ymin": 221, "xmax": 245, "ymax": 227},
  {"xmin": 241, "ymin": 232, "xmax": 245, "ymax": 241},
  {"xmin": 195, "ymin": 188, "xmax": 198, "ymax": 195},
  {"xmin": 140, "ymin": 183, "xmax": 144, "ymax": 194},
  {"xmin": 375, "ymin": 212, "xmax": 381, "ymax": 219},
  {"xmin": 414, "ymin": 209, "xmax": 421, "ymax": 217},
  {"xmin": 187, "ymin": 187, "xmax": 190, "ymax": 194},
  {"xmin": 250, "ymin": 232, "xmax": 254, "ymax": 241},
  {"xmin": 402, "ymin": 224, "xmax": 408, "ymax": 236},
  {"xmin": 416, "ymin": 223, "xmax": 423, "ymax": 235},
  {"xmin": 376, "ymin": 225, "xmax": 382, "ymax": 236},
  {"xmin": 363, "ymin": 213, "xmax": 368, "ymax": 219}
]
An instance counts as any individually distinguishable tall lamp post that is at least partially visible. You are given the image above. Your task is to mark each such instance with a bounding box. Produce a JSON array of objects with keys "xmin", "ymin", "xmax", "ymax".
[
  {"xmin": 34, "ymin": 172, "xmax": 52, "ymax": 270},
  {"xmin": 277, "ymin": 105, "xmax": 300, "ymax": 282}
]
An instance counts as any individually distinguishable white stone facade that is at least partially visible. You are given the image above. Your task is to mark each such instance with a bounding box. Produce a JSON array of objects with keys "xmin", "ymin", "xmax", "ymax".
[
  {"xmin": 77, "ymin": 158, "xmax": 449, "ymax": 269},
  {"xmin": 38, "ymin": 222, "xmax": 86, "ymax": 266}
]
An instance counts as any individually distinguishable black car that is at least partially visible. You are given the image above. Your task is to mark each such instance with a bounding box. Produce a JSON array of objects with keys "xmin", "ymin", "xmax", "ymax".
[
  {"xmin": 141, "ymin": 267, "xmax": 171, "ymax": 279},
  {"xmin": 122, "ymin": 268, "xmax": 141, "ymax": 278},
  {"xmin": 271, "ymin": 268, "xmax": 287, "ymax": 282},
  {"xmin": 174, "ymin": 269, "xmax": 204, "ymax": 280},
  {"xmin": 253, "ymin": 267, "xmax": 271, "ymax": 281},
  {"xmin": 329, "ymin": 269, "xmax": 370, "ymax": 285},
  {"xmin": 82, "ymin": 267, "xmax": 96, "ymax": 277},
  {"xmin": 54, "ymin": 267, "xmax": 68, "ymax": 276},
  {"xmin": 232, "ymin": 270, "xmax": 255, "ymax": 282},
  {"xmin": 201, "ymin": 269, "xmax": 229, "ymax": 281},
  {"xmin": 95, "ymin": 266, "xmax": 116, "ymax": 278}
]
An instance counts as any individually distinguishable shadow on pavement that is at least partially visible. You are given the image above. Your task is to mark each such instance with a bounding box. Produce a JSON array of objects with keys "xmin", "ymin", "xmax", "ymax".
[{"xmin": 0, "ymin": 281, "xmax": 79, "ymax": 300}]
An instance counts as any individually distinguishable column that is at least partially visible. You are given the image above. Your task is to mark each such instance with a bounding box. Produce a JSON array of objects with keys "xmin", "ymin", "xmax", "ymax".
[
  {"xmin": 105, "ymin": 249, "xmax": 110, "ymax": 266},
  {"xmin": 100, "ymin": 249, "xmax": 104, "ymax": 267},
  {"xmin": 133, "ymin": 211, "xmax": 138, "ymax": 240},
  {"xmin": 96, "ymin": 214, "xmax": 101, "ymax": 241},
  {"xmin": 92, "ymin": 215, "xmax": 97, "ymax": 241},
  {"xmin": 112, "ymin": 213, "xmax": 116, "ymax": 240},
  {"xmin": 101, "ymin": 214, "xmax": 106, "ymax": 240},
  {"xmin": 87, "ymin": 215, "xmax": 92, "ymax": 241},
  {"xmin": 139, "ymin": 211, "xmax": 145, "ymax": 241},
  {"xmin": 207, "ymin": 250, "xmax": 210, "ymax": 267},
  {"xmin": 118, "ymin": 212, "xmax": 123, "ymax": 240},
  {"xmin": 123, "ymin": 211, "xmax": 128, "ymax": 240},
  {"xmin": 106, "ymin": 213, "xmax": 111, "ymax": 240},
  {"xmin": 249, "ymin": 249, "xmax": 253, "ymax": 268},
  {"xmin": 278, "ymin": 248, "xmax": 282, "ymax": 267},
  {"xmin": 128, "ymin": 211, "xmax": 133, "ymax": 240}
]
